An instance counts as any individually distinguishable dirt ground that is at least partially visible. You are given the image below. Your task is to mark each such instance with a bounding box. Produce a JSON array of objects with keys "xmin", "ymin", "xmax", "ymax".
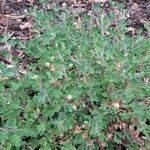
[{"xmin": 0, "ymin": 0, "xmax": 150, "ymax": 37}]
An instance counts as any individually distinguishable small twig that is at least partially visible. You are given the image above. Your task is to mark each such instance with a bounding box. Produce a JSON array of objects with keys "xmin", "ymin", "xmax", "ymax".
[
  {"xmin": 3, "ymin": 14, "xmax": 25, "ymax": 20},
  {"xmin": 0, "ymin": 127, "xmax": 22, "ymax": 132}
]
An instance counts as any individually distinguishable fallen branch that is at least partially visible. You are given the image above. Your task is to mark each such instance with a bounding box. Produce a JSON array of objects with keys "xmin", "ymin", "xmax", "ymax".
[{"xmin": 2, "ymin": 14, "xmax": 25, "ymax": 19}]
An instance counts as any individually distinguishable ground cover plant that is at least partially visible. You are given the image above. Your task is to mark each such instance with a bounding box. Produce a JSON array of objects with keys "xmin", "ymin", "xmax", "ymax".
[{"xmin": 0, "ymin": 0, "xmax": 150, "ymax": 150}]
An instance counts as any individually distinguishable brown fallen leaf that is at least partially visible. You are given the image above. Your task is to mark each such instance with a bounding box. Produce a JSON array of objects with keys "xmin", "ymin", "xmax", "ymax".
[
  {"xmin": 19, "ymin": 22, "xmax": 32, "ymax": 30},
  {"xmin": 112, "ymin": 100, "xmax": 121, "ymax": 109},
  {"xmin": 0, "ymin": 15, "xmax": 8, "ymax": 34},
  {"xmin": 16, "ymin": 0, "xmax": 22, "ymax": 2},
  {"xmin": 96, "ymin": 137, "xmax": 106, "ymax": 150},
  {"xmin": 82, "ymin": 133, "xmax": 94, "ymax": 148},
  {"xmin": 113, "ymin": 102, "xmax": 120, "ymax": 108},
  {"xmin": 50, "ymin": 79, "xmax": 61, "ymax": 87},
  {"xmin": 0, "ymin": 0, "xmax": 5, "ymax": 14},
  {"xmin": 106, "ymin": 133, "xmax": 112, "ymax": 140},
  {"xmin": 73, "ymin": 126, "xmax": 81, "ymax": 134},
  {"xmin": 114, "ymin": 62, "xmax": 121, "ymax": 70},
  {"xmin": 66, "ymin": 95, "xmax": 73, "ymax": 101},
  {"xmin": 74, "ymin": 16, "xmax": 81, "ymax": 29},
  {"xmin": 131, "ymin": 3, "xmax": 139, "ymax": 12}
]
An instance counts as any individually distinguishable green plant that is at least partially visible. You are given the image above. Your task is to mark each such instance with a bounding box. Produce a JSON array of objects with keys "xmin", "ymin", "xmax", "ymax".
[{"xmin": 0, "ymin": 3, "xmax": 150, "ymax": 150}]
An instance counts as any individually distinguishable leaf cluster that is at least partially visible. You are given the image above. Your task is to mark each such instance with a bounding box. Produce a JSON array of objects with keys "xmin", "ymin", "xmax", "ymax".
[{"xmin": 0, "ymin": 3, "xmax": 150, "ymax": 150}]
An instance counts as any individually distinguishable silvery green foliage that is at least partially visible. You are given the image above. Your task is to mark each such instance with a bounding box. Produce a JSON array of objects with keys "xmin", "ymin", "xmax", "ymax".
[{"xmin": 0, "ymin": 3, "xmax": 149, "ymax": 150}]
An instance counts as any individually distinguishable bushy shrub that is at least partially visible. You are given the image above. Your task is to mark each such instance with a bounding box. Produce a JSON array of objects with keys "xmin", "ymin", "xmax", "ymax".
[{"xmin": 0, "ymin": 4, "xmax": 149, "ymax": 150}]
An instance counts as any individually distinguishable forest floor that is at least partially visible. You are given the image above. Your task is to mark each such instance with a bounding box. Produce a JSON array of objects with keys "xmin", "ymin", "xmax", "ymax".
[{"xmin": 0, "ymin": 0, "xmax": 150, "ymax": 37}]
